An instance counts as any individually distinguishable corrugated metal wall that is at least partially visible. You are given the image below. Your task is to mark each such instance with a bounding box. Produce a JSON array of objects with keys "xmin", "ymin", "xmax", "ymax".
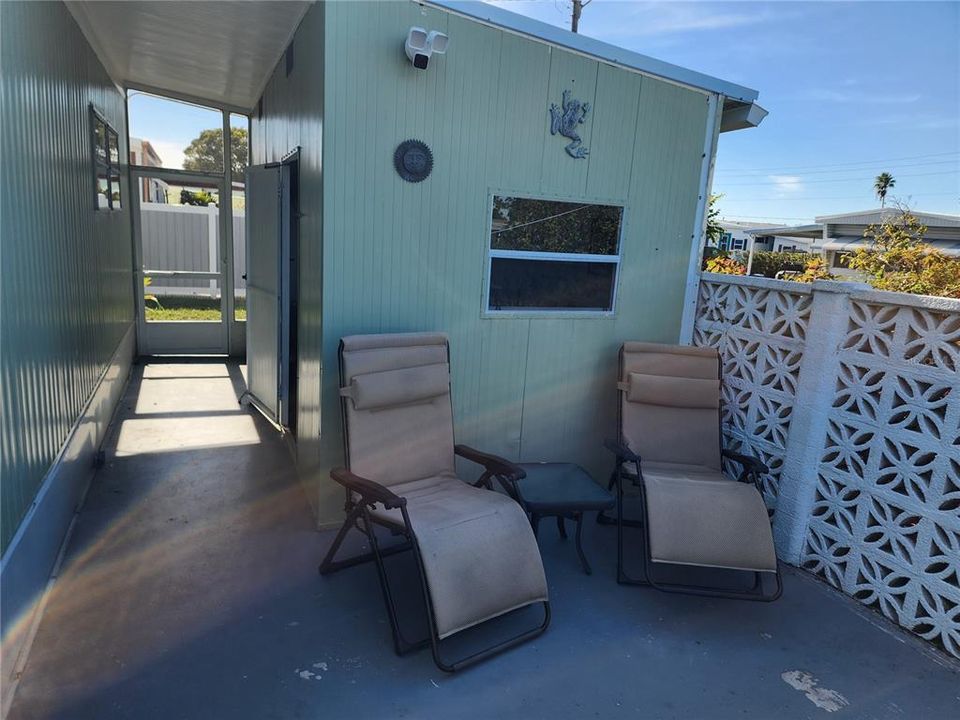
[
  {"xmin": 257, "ymin": 1, "xmax": 708, "ymax": 524},
  {"xmin": 0, "ymin": 1, "xmax": 134, "ymax": 552}
]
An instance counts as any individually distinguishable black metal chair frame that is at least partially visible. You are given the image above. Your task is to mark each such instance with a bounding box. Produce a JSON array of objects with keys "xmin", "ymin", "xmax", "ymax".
[
  {"xmin": 318, "ymin": 341, "xmax": 550, "ymax": 672},
  {"xmin": 600, "ymin": 347, "xmax": 783, "ymax": 602}
]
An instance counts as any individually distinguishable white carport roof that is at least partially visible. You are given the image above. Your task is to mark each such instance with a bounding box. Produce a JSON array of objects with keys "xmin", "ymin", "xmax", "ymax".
[
  {"xmin": 816, "ymin": 209, "xmax": 960, "ymax": 227},
  {"xmin": 66, "ymin": 1, "xmax": 310, "ymax": 111},
  {"xmin": 747, "ymin": 224, "xmax": 823, "ymax": 238}
]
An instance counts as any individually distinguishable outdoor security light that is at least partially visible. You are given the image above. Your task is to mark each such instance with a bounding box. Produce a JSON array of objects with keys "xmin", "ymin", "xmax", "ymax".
[{"xmin": 405, "ymin": 26, "xmax": 448, "ymax": 70}]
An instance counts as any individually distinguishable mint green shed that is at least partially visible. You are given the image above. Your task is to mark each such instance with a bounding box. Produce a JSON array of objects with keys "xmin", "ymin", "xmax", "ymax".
[{"xmin": 253, "ymin": 0, "xmax": 766, "ymax": 526}]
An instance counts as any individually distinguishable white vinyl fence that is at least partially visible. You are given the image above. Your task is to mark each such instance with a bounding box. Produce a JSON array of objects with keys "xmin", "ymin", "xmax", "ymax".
[
  {"xmin": 140, "ymin": 203, "xmax": 246, "ymax": 297},
  {"xmin": 694, "ymin": 273, "xmax": 960, "ymax": 659}
]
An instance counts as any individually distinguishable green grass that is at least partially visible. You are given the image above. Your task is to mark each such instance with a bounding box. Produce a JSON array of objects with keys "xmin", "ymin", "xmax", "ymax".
[{"xmin": 145, "ymin": 295, "xmax": 246, "ymax": 322}]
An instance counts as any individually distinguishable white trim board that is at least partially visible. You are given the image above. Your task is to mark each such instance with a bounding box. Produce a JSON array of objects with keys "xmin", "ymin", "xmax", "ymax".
[
  {"xmin": 678, "ymin": 94, "xmax": 722, "ymax": 344},
  {"xmin": 0, "ymin": 323, "xmax": 136, "ymax": 718}
]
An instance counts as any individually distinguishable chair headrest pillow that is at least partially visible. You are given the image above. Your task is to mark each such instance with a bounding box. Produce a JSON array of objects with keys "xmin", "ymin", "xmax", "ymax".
[
  {"xmin": 621, "ymin": 372, "xmax": 720, "ymax": 409},
  {"xmin": 342, "ymin": 362, "xmax": 450, "ymax": 411}
]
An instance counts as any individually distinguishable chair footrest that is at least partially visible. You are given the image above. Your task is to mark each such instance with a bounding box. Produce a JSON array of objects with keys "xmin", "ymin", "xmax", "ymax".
[{"xmin": 644, "ymin": 476, "xmax": 777, "ymax": 573}]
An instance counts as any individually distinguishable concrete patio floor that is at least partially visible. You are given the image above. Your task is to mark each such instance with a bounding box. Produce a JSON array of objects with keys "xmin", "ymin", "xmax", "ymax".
[{"xmin": 7, "ymin": 360, "xmax": 959, "ymax": 720}]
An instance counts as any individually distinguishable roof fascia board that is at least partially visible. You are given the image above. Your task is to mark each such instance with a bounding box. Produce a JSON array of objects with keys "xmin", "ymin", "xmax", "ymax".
[
  {"xmin": 816, "ymin": 209, "xmax": 960, "ymax": 224},
  {"xmin": 424, "ymin": 1, "xmax": 759, "ymax": 102}
]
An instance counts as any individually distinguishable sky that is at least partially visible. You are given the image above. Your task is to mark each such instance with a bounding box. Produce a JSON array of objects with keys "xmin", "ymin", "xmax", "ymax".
[
  {"xmin": 127, "ymin": 1, "xmax": 959, "ymax": 225},
  {"xmin": 127, "ymin": 92, "xmax": 247, "ymax": 170},
  {"xmin": 487, "ymin": 0, "xmax": 959, "ymax": 224}
]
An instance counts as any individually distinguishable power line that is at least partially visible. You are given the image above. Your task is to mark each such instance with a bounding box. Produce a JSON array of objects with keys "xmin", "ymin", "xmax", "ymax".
[
  {"xmin": 719, "ymin": 170, "xmax": 959, "ymax": 187},
  {"xmin": 717, "ymin": 151, "xmax": 959, "ymax": 175},
  {"xmin": 724, "ymin": 192, "xmax": 959, "ymax": 202},
  {"xmin": 716, "ymin": 158, "xmax": 960, "ymax": 178}
]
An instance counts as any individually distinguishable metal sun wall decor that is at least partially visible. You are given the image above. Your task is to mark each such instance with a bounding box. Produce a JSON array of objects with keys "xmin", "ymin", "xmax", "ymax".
[
  {"xmin": 394, "ymin": 139, "xmax": 434, "ymax": 182},
  {"xmin": 549, "ymin": 89, "xmax": 591, "ymax": 159}
]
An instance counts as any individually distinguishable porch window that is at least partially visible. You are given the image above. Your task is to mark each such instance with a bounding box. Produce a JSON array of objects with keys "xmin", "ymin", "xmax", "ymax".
[
  {"xmin": 486, "ymin": 195, "xmax": 622, "ymax": 313},
  {"xmin": 91, "ymin": 107, "xmax": 122, "ymax": 210}
]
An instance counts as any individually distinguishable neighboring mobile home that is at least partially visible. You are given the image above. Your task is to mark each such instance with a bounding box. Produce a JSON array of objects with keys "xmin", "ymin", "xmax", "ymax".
[
  {"xmin": 750, "ymin": 208, "xmax": 960, "ymax": 277},
  {"xmin": 1, "ymin": 0, "xmax": 766, "ymax": 676}
]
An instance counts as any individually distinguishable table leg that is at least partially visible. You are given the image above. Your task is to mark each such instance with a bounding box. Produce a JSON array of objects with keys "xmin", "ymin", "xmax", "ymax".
[{"xmin": 574, "ymin": 512, "xmax": 592, "ymax": 575}]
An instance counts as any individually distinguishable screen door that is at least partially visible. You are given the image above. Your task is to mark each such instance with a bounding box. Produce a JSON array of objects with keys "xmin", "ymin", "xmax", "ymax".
[{"xmin": 244, "ymin": 163, "xmax": 292, "ymax": 427}]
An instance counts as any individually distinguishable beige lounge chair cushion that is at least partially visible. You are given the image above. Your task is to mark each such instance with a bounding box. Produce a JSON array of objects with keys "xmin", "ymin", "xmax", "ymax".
[
  {"xmin": 620, "ymin": 343, "xmax": 722, "ymax": 470},
  {"xmin": 625, "ymin": 373, "xmax": 720, "ymax": 409},
  {"xmin": 640, "ymin": 461, "xmax": 728, "ymax": 483},
  {"xmin": 344, "ymin": 363, "xmax": 449, "ymax": 411},
  {"xmin": 339, "ymin": 332, "xmax": 548, "ymax": 639},
  {"xmin": 617, "ymin": 342, "xmax": 776, "ymax": 574},
  {"xmin": 340, "ymin": 334, "xmax": 455, "ymax": 487},
  {"xmin": 643, "ymin": 473, "xmax": 777, "ymax": 573},
  {"xmin": 370, "ymin": 474, "xmax": 549, "ymax": 638}
]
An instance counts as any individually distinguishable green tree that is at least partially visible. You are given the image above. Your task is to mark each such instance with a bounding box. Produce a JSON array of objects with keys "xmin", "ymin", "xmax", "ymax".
[
  {"xmin": 874, "ymin": 172, "xmax": 895, "ymax": 208},
  {"xmin": 705, "ymin": 194, "xmax": 724, "ymax": 246},
  {"xmin": 847, "ymin": 209, "xmax": 960, "ymax": 298},
  {"xmin": 183, "ymin": 127, "xmax": 248, "ymax": 176}
]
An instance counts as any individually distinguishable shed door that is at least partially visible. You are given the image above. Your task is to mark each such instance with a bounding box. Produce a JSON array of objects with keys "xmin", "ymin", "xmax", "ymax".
[{"xmin": 245, "ymin": 164, "xmax": 291, "ymax": 426}]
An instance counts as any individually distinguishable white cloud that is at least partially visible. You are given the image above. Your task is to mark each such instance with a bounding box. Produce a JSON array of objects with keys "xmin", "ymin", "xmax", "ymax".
[
  {"xmin": 807, "ymin": 89, "xmax": 923, "ymax": 104},
  {"xmin": 619, "ymin": 3, "xmax": 775, "ymax": 36},
  {"xmin": 483, "ymin": 1, "xmax": 788, "ymax": 38},
  {"xmin": 769, "ymin": 175, "xmax": 804, "ymax": 197}
]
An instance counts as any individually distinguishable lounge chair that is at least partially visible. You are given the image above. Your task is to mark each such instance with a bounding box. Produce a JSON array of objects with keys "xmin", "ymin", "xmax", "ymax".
[
  {"xmin": 605, "ymin": 342, "xmax": 781, "ymax": 601},
  {"xmin": 319, "ymin": 332, "xmax": 550, "ymax": 671}
]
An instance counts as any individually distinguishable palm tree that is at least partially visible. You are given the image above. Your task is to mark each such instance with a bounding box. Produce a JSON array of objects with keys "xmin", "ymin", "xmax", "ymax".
[{"xmin": 874, "ymin": 172, "xmax": 896, "ymax": 208}]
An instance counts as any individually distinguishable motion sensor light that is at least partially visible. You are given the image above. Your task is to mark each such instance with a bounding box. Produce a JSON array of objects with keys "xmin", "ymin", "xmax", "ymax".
[{"xmin": 405, "ymin": 26, "xmax": 449, "ymax": 70}]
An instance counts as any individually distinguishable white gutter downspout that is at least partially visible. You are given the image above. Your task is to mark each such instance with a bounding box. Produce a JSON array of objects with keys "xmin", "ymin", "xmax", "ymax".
[
  {"xmin": 746, "ymin": 234, "xmax": 757, "ymax": 275},
  {"xmin": 678, "ymin": 93, "xmax": 722, "ymax": 344}
]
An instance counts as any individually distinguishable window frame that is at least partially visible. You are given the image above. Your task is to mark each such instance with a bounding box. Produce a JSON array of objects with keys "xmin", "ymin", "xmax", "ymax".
[
  {"xmin": 730, "ymin": 237, "xmax": 746, "ymax": 251},
  {"xmin": 90, "ymin": 105, "xmax": 122, "ymax": 212},
  {"xmin": 482, "ymin": 191, "xmax": 625, "ymax": 318}
]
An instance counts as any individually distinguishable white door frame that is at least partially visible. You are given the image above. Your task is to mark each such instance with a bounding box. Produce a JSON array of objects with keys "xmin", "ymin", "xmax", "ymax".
[{"xmin": 126, "ymin": 90, "xmax": 247, "ymax": 356}]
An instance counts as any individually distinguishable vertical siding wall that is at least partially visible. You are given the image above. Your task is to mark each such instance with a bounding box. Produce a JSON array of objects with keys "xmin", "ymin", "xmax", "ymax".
[
  {"xmin": 251, "ymin": 2, "xmax": 325, "ymax": 511},
  {"xmin": 0, "ymin": 1, "xmax": 134, "ymax": 552},
  {"xmin": 260, "ymin": 1, "xmax": 709, "ymax": 523}
]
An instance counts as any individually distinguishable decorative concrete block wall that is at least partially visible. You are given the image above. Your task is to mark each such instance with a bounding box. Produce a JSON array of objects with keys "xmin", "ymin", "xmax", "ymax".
[{"xmin": 694, "ymin": 273, "xmax": 960, "ymax": 659}]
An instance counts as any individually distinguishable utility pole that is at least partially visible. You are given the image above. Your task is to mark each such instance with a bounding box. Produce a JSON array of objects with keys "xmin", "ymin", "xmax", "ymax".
[{"xmin": 571, "ymin": 0, "xmax": 591, "ymax": 33}]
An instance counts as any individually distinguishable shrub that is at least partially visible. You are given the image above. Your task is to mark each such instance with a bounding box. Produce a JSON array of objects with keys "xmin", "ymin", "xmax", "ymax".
[
  {"xmin": 180, "ymin": 189, "xmax": 217, "ymax": 206},
  {"xmin": 793, "ymin": 257, "xmax": 834, "ymax": 284},
  {"xmin": 740, "ymin": 251, "xmax": 811, "ymax": 278},
  {"xmin": 704, "ymin": 253, "xmax": 746, "ymax": 275},
  {"xmin": 847, "ymin": 211, "xmax": 960, "ymax": 299}
]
